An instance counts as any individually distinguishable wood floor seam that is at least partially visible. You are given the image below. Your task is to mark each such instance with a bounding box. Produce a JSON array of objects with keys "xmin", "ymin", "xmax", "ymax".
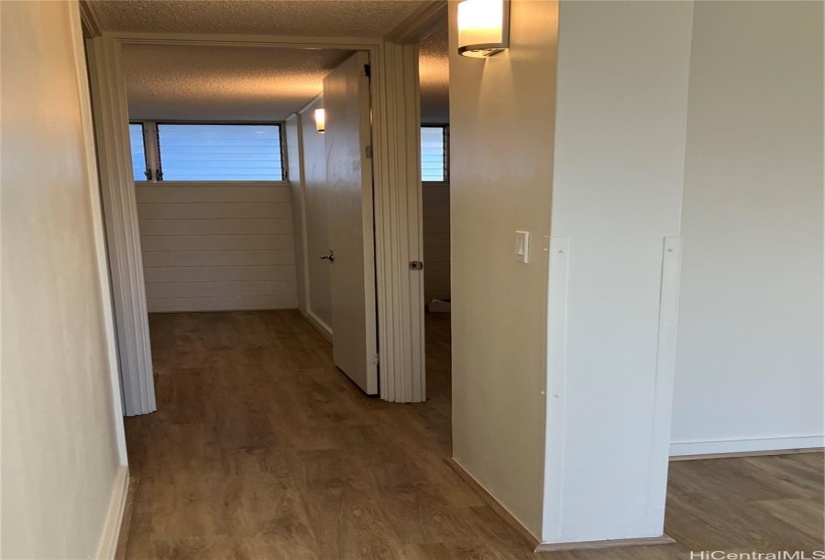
[{"xmin": 118, "ymin": 310, "xmax": 824, "ymax": 559}]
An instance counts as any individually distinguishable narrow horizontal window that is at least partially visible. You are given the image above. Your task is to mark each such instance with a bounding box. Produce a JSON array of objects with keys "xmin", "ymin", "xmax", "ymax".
[
  {"xmin": 156, "ymin": 123, "xmax": 284, "ymax": 182},
  {"xmin": 128, "ymin": 123, "xmax": 148, "ymax": 181},
  {"xmin": 421, "ymin": 126, "xmax": 447, "ymax": 182}
]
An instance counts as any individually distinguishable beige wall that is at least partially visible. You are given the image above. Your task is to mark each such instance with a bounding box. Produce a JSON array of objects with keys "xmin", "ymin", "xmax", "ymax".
[
  {"xmin": 136, "ymin": 184, "xmax": 298, "ymax": 312},
  {"xmin": 672, "ymin": 1, "xmax": 824, "ymax": 455},
  {"xmin": 297, "ymin": 97, "xmax": 334, "ymax": 332},
  {"xmin": 1, "ymin": 1, "xmax": 124, "ymax": 557},
  {"xmin": 448, "ymin": 0, "xmax": 558, "ymax": 538}
]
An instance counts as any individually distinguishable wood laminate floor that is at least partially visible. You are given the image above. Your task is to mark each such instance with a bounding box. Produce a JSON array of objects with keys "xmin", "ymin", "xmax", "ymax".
[{"xmin": 118, "ymin": 310, "xmax": 824, "ymax": 559}]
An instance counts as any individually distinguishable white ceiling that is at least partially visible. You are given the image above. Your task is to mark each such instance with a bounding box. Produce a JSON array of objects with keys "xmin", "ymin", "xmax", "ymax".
[
  {"xmin": 89, "ymin": 0, "xmax": 430, "ymax": 37},
  {"xmin": 101, "ymin": 1, "xmax": 449, "ymax": 122},
  {"xmin": 123, "ymin": 44, "xmax": 354, "ymax": 121}
]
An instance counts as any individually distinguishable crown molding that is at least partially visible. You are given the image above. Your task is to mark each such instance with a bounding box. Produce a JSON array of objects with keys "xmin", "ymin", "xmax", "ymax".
[
  {"xmin": 79, "ymin": 0, "xmax": 102, "ymax": 38},
  {"xmin": 384, "ymin": 0, "xmax": 447, "ymax": 44}
]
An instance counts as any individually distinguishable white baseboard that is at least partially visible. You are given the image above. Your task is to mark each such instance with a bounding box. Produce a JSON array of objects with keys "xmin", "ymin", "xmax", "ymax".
[
  {"xmin": 306, "ymin": 310, "xmax": 333, "ymax": 343},
  {"xmin": 670, "ymin": 435, "xmax": 824, "ymax": 458},
  {"xmin": 95, "ymin": 465, "xmax": 129, "ymax": 560}
]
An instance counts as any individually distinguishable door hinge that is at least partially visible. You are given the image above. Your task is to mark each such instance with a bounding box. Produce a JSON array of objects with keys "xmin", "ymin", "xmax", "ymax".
[
  {"xmin": 363, "ymin": 64, "xmax": 371, "ymax": 78},
  {"xmin": 372, "ymin": 354, "xmax": 379, "ymax": 365},
  {"xmin": 365, "ymin": 145, "xmax": 373, "ymax": 159}
]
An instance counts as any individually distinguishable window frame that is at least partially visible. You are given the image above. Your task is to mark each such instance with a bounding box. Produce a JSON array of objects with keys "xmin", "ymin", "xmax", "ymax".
[
  {"xmin": 128, "ymin": 122, "xmax": 150, "ymax": 181},
  {"xmin": 130, "ymin": 120, "xmax": 289, "ymax": 185},
  {"xmin": 421, "ymin": 123, "xmax": 449, "ymax": 184}
]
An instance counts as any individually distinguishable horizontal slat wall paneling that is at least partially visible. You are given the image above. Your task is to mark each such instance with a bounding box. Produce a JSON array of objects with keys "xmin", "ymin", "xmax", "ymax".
[
  {"xmin": 424, "ymin": 246, "xmax": 450, "ymax": 262},
  {"xmin": 423, "ymin": 275, "xmax": 450, "ymax": 294},
  {"xmin": 140, "ymin": 234, "xmax": 294, "ymax": 252},
  {"xmin": 423, "ymin": 217, "xmax": 450, "ymax": 233},
  {"xmin": 423, "ymin": 183, "xmax": 451, "ymax": 302},
  {"xmin": 422, "ymin": 202, "xmax": 450, "ymax": 218},
  {"xmin": 422, "ymin": 184, "xmax": 449, "ymax": 202},
  {"xmin": 137, "ymin": 203, "xmax": 292, "ymax": 220},
  {"xmin": 138, "ymin": 218, "xmax": 292, "ymax": 236},
  {"xmin": 136, "ymin": 184, "xmax": 298, "ymax": 312},
  {"xmin": 142, "ymin": 250, "xmax": 295, "ymax": 268},
  {"xmin": 147, "ymin": 295, "xmax": 298, "ymax": 313},
  {"xmin": 145, "ymin": 280, "xmax": 295, "ymax": 299},
  {"xmin": 144, "ymin": 265, "xmax": 295, "ymax": 284},
  {"xmin": 424, "ymin": 262, "xmax": 450, "ymax": 277},
  {"xmin": 136, "ymin": 186, "xmax": 290, "ymax": 203},
  {"xmin": 423, "ymin": 232, "xmax": 450, "ymax": 248}
]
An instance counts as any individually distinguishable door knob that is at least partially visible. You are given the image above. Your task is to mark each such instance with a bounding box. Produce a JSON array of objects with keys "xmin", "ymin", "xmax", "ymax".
[{"xmin": 320, "ymin": 250, "xmax": 335, "ymax": 263}]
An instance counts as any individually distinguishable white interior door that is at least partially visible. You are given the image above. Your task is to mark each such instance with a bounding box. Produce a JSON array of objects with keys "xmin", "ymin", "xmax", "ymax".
[{"xmin": 323, "ymin": 52, "xmax": 378, "ymax": 394}]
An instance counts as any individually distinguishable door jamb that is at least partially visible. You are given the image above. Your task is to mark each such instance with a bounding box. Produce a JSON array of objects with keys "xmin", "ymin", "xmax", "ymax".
[
  {"xmin": 74, "ymin": 6, "xmax": 128, "ymax": 462},
  {"xmin": 86, "ymin": 35, "xmax": 156, "ymax": 417}
]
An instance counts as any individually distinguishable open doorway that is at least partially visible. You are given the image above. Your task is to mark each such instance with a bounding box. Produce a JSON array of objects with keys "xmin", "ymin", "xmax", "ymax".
[
  {"xmin": 88, "ymin": 32, "xmax": 428, "ymax": 417},
  {"xmin": 117, "ymin": 28, "xmax": 452, "ymax": 412},
  {"xmin": 118, "ymin": 43, "xmax": 384, "ymax": 403},
  {"xmin": 115, "ymin": 41, "xmax": 393, "ymax": 402},
  {"xmin": 418, "ymin": 23, "xmax": 453, "ymax": 429}
]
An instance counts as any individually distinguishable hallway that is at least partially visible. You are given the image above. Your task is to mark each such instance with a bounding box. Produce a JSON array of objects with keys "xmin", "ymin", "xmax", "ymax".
[
  {"xmin": 118, "ymin": 311, "xmax": 824, "ymax": 559},
  {"xmin": 120, "ymin": 311, "xmax": 515, "ymax": 559}
]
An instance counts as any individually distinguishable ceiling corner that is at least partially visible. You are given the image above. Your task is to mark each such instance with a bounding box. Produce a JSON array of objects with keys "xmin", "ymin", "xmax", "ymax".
[
  {"xmin": 79, "ymin": 0, "xmax": 102, "ymax": 38},
  {"xmin": 384, "ymin": 0, "xmax": 448, "ymax": 44}
]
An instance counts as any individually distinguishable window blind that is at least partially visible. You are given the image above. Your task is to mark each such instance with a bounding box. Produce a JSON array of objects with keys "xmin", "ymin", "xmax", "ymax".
[
  {"xmin": 421, "ymin": 126, "xmax": 447, "ymax": 182},
  {"xmin": 156, "ymin": 124, "xmax": 284, "ymax": 181}
]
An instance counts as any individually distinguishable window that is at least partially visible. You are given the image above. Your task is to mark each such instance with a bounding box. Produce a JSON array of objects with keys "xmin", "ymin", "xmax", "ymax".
[
  {"xmin": 127, "ymin": 122, "xmax": 285, "ymax": 182},
  {"xmin": 421, "ymin": 125, "xmax": 448, "ymax": 182},
  {"xmin": 128, "ymin": 123, "xmax": 148, "ymax": 181}
]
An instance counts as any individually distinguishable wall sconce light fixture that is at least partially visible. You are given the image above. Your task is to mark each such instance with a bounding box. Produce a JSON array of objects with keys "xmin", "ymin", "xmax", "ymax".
[
  {"xmin": 314, "ymin": 108, "xmax": 326, "ymax": 133},
  {"xmin": 457, "ymin": 0, "xmax": 510, "ymax": 58}
]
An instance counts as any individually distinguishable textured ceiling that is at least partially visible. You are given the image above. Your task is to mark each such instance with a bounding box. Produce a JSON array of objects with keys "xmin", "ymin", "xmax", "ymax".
[
  {"xmin": 123, "ymin": 44, "xmax": 354, "ymax": 121},
  {"xmin": 90, "ymin": 0, "xmax": 429, "ymax": 37},
  {"xmin": 123, "ymin": 37, "xmax": 449, "ymax": 122},
  {"xmin": 110, "ymin": 1, "xmax": 449, "ymax": 122},
  {"xmin": 419, "ymin": 23, "xmax": 448, "ymax": 123}
]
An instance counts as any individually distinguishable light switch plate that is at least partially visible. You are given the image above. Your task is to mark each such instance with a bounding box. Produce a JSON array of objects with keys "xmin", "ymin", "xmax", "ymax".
[{"xmin": 515, "ymin": 231, "xmax": 530, "ymax": 263}]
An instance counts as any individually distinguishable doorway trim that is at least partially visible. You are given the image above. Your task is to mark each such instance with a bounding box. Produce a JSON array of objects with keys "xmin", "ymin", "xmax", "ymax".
[
  {"xmin": 86, "ymin": 31, "xmax": 427, "ymax": 412},
  {"xmin": 86, "ymin": 35, "xmax": 156, "ymax": 417}
]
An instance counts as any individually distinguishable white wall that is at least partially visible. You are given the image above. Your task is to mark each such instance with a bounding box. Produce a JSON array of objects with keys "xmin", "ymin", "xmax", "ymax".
[
  {"xmin": 423, "ymin": 182, "xmax": 451, "ymax": 302},
  {"xmin": 297, "ymin": 97, "xmax": 334, "ymax": 333},
  {"xmin": 136, "ymin": 184, "xmax": 298, "ymax": 312},
  {"xmin": 1, "ymin": 1, "xmax": 125, "ymax": 557},
  {"xmin": 543, "ymin": 0, "xmax": 693, "ymax": 544},
  {"xmin": 671, "ymin": 1, "xmax": 824, "ymax": 456},
  {"xmin": 449, "ymin": 0, "xmax": 558, "ymax": 538},
  {"xmin": 285, "ymin": 114, "xmax": 308, "ymax": 316}
]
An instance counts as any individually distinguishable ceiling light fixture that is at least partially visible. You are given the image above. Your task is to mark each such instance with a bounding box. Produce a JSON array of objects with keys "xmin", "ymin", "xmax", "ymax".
[
  {"xmin": 314, "ymin": 108, "xmax": 326, "ymax": 134},
  {"xmin": 457, "ymin": 0, "xmax": 510, "ymax": 58}
]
